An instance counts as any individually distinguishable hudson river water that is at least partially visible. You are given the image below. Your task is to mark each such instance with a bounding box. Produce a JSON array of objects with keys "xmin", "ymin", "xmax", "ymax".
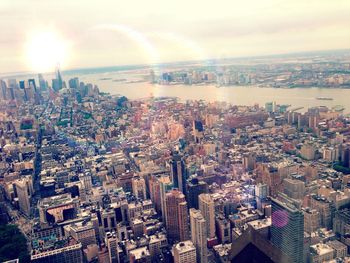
[
  {"xmin": 15, "ymin": 69, "xmax": 349, "ymax": 113},
  {"xmin": 78, "ymin": 72, "xmax": 350, "ymax": 113}
]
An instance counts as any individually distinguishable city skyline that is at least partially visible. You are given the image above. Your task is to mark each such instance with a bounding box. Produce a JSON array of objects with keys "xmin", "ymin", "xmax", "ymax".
[
  {"xmin": 1, "ymin": 0, "xmax": 350, "ymax": 73},
  {"xmin": 1, "ymin": 1, "xmax": 350, "ymax": 263}
]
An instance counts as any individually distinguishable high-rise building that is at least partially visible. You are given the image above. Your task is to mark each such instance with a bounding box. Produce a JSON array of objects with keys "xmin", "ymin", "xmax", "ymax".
[
  {"xmin": 265, "ymin": 101, "xmax": 276, "ymax": 113},
  {"xmin": 132, "ymin": 176, "xmax": 147, "ymax": 200},
  {"xmin": 69, "ymin": 77, "xmax": 79, "ymax": 89},
  {"xmin": 165, "ymin": 189, "xmax": 190, "ymax": 242},
  {"xmin": 255, "ymin": 183, "xmax": 269, "ymax": 212},
  {"xmin": 28, "ymin": 78, "xmax": 37, "ymax": 92},
  {"xmin": 23, "ymin": 80, "xmax": 35, "ymax": 101},
  {"xmin": 300, "ymin": 143, "xmax": 316, "ymax": 160},
  {"xmin": 198, "ymin": 194, "xmax": 216, "ymax": 239},
  {"xmin": 159, "ymin": 175, "xmax": 172, "ymax": 222},
  {"xmin": 215, "ymin": 214, "xmax": 231, "ymax": 244},
  {"xmin": 341, "ymin": 144, "xmax": 350, "ymax": 168},
  {"xmin": 193, "ymin": 120, "xmax": 204, "ymax": 143},
  {"xmin": 186, "ymin": 178, "xmax": 208, "ymax": 209},
  {"xmin": 38, "ymin": 74, "xmax": 47, "ymax": 91},
  {"xmin": 170, "ymin": 153, "xmax": 187, "ymax": 195},
  {"xmin": 173, "ymin": 240, "xmax": 197, "ymax": 263},
  {"xmin": 56, "ymin": 64, "xmax": 63, "ymax": 90},
  {"xmin": 283, "ymin": 178, "xmax": 305, "ymax": 200},
  {"xmin": 190, "ymin": 209, "xmax": 208, "ymax": 263},
  {"xmin": 333, "ymin": 208, "xmax": 350, "ymax": 236},
  {"xmin": 7, "ymin": 79, "xmax": 16, "ymax": 100},
  {"xmin": 270, "ymin": 196, "xmax": 304, "ymax": 263},
  {"xmin": 101, "ymin": 208, "xmax": 118, "ymax": 234},
  {"xmin": 52, "ymin": 79, "xmax": 61, "ymax": 92},
  {"xmin": 303, "ymin": 208, "xmax": 320, "ymax": 233},
  {"xmin": 243, "ymin": 153, "xmax": 256, "ymax": 171},
  {"xmin": 148, "ymin": 175, "xmax": 162, "ymax": 214},
  {"xmin": 105, "ymin": 232, "xmax": 119, "ymax": 263},
  {"xmin": 255, "ymin": 183, "xmax": 269, "ymax": 199},
  {"xmin": 0, "ymin": 79, "xmax": 7, "ymax": 100},
  {"xmin": 14, "ymin": 177, "xmax": 33, "ymax": 216},
  {"xmin": 310, "ymin": 195, "xmax": 333, "ymax": 229}
]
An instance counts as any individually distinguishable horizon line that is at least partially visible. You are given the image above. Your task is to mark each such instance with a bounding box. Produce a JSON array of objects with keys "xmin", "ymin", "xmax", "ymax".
[{"xmin": 1, "ymin": 48, "xmax": 350, "ymax": 79}]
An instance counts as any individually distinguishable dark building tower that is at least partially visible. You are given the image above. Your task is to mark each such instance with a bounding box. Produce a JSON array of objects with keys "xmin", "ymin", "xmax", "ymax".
[
  {"xmin": 28, "ymin": 78, "xmax": 37, "ymax": 92},
  {"xmin": 0, "ymin": 80, "xmax": 7, "ymax": 100},
  {"xmin": 7, "ymin": 79, "xmax": 16, "ymax": 100},
  {"xmin": 19, "ymin": 80, "xmax": 25, "ymax": 90},
  {"xmin": 187, "ymin": 178, "xmax": 208, "ymax": 209},
  {"xmin": 193, "ymin": 120, "xmax": 204, "ymax": 143},
  {"xmin": 69, "ymin": 77, "xmax": 79, "ymax": 89},
  {"xmin": 270, "ymin": 196, "xmax": 304, "ymax": 263},
  {"xmin": 55, "ymin": 64, "xmax": 63, "ymax": 90},
  {"xmin": 341, "ymin": 144, "xmax": 350, "ymax": 168},
  {"xmin": 52, "ymin": 79, "xmax": 60, "ymax": 92},
  {"xmin": 170, "ymin": 152, "xmax": 187, "ymax": 195},
  {"xmin": 38, "ymin": 74, "xmax": 47, "ymax": 91}
]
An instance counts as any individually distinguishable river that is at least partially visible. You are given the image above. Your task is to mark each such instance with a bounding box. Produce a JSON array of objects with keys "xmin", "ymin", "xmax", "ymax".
[{"xmin": 77, "ymin": 72, "xmax": 350, "ymax": 113}]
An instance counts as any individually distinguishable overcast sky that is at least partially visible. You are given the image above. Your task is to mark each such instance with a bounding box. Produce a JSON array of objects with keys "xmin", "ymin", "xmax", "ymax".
[{"xmin": 1, "ymin": 0, "xmax": 350, "ymax": 73}]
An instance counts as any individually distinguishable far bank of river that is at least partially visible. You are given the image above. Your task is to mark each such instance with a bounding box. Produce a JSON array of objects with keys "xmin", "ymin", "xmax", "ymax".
[{"xmin": 86, "ymin": 77, "xmax": 350, "ymax": 113}]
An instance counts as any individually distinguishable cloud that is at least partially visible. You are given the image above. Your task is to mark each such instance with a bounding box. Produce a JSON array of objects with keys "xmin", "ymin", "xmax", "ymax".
[{"xmin": 1, "ymin": 0, "xmax": 350, "ymax": 72}]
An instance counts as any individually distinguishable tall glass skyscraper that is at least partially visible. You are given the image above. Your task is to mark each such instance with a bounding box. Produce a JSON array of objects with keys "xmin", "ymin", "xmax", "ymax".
[
  {"xmin": 170, "ymin": 152, "xmax": 187, "ymax": 194},
  {"xmin": 270, "ymin": 196, "xmax": 304, "ymax": 263}
]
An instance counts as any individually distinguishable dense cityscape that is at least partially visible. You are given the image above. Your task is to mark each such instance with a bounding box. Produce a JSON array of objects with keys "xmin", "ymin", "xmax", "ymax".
[
  {"xmin": 0, "ymin": 65, "xmax": 349, "ymax": 263},
  {"xmin": 151, "ymin": 51, "xmax": 350, "ymax": 89}
]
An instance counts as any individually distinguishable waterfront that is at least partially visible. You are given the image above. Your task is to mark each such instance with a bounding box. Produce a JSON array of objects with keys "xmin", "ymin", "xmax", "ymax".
[{"xmin": 78, "ymin": 72, "xmax": 350, "ymax": 113}]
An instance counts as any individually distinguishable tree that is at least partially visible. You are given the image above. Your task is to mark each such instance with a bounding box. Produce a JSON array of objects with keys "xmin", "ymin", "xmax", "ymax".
[{"xmin": 0, "ymin": 224, "xmax": 30, "ymax": 263}]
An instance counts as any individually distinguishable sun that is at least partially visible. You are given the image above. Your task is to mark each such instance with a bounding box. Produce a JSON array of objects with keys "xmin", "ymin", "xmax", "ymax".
[{"xmin": 25, "ymin": 30, "xmax": 70, "ymax": 73}]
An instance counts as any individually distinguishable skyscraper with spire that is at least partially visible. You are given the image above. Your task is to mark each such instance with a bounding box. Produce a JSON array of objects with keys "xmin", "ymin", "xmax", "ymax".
[{"xmin": 52, "ymin": 64, "xmax": 63, "ymax": 91}]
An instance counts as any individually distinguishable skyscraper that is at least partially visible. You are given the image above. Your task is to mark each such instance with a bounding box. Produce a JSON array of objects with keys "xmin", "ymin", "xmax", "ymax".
[
  {"xmin": 0, "ymin": 80, "xmax": 7, "ymax": 100},
  {"xmin": 69, "ymin": 77, "xmax": 79, "ymax": 89},
  {"xmin": 270, "ymin": 196, "xmax": 304, "ymax": 263},
  {"xmin": 159, "ymin": 175, "xmax": 172, "ymax": 222},
  {"xmin": 186, "ymin": 178, "xmax": 208, "ymax": 209},
  {"xmin": 105, "ymin": 232, "xmax": 119, "ymax": 263},
  {"xmin": 190, "ymin": 209, "xmax": 208, "ymax": 263},
  {"xmin": 193, "ymin": 120, "xmax": 204, "ymax": 143},
  {"xmin": 7, "ymin": 79, "xmax": 16, "ymax": 100},
  {"xmin": 55, "ymin": 64, "xmax": 63, "ymax": 90},
  {"xmin": 170, "ymin": 152, "xmax": 187, "ymax": 195},
  {"xmin": 165, "ymin": 189, "xmax": 190, "ymax": 242},
  {"xmin": 14, "ymin": 177, "xmax": 33, "ymax": 216},
  {"xmin": 28, "ymin": 78, "xmax": 37, "ymax": 92},
  {"xmin": 38, "ymin": 74, "xmax": 47, "ymax": 91},
  {"xmin": 255, "ymin": 183, "xmax": 269, "ymax": 212},
  {"xmin": 198, "ymin": 193, "xmax": 216, "ymax": 239}
]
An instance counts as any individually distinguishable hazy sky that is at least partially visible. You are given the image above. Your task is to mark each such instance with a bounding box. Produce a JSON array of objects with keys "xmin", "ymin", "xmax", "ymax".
[{"xmin": 1, "ymin": 0, "xmax": 350, "ymax": 73}]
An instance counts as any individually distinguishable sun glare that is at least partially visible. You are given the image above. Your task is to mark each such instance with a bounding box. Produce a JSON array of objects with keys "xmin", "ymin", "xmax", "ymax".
[{"xmin": 25, "ymin": 30, "xmax": 69, "ymax": 73}]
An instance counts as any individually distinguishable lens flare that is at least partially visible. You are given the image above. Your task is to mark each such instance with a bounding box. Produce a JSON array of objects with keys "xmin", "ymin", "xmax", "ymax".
[
  {"xmin": 25, "ymin": 30, "xmax": 70, "ymax": 72},
  {"xmin": 272, "ymin": 210, "xmax": 289, "ymax": 228}
]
